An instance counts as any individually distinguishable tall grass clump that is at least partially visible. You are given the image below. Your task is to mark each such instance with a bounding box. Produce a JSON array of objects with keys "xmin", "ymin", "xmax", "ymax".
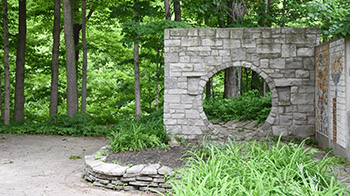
[
  {"xmin": 108, "ymin": 109, "xmax": 169, "ymax": 153},
  {"xmin": 164, "ymin": 138, "xmax": 349, "ymax": 196},
  {"xmin": 203, "ymin": 90, "xmax": 271, "ymax": 123}
]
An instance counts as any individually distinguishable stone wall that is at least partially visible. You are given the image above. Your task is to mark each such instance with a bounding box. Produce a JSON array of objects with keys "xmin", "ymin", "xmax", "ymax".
[
  {"xmin": 316, "ymin": 38, "xmax": 350, "ymax": 158},
  {"xmin": 83, "ymin": 146, "xmax": 173, "ymax": 193},
  {"xmin": 164, "ymin": 28, "xmax": 321, "ymax": 139}
]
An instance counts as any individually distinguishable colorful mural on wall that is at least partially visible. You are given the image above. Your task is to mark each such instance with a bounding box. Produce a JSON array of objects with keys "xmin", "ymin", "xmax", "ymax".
[{"xmin": 315, "ymin": 45, "xmax": 329, "ymax": 136}]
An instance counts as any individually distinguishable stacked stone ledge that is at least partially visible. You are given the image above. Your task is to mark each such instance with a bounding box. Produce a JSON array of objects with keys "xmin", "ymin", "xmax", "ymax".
[{"xmin": 83, "ymin": 146, "xmax": 174, "ymax": 193}]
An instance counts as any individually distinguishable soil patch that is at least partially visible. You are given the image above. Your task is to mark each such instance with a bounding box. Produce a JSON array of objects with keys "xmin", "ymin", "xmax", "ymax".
[{"xmin": 106, "ymin": 146, "xmax": 191, "ymax": 169}]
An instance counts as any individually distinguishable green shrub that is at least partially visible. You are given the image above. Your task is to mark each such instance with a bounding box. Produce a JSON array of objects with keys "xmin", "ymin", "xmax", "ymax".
[
  {"xmin": 164, "ymin": 138, "xmax": 349, "ymax": 196},
  {"xmin": 203, "ymin": 90, "xmax": 271, "ymax": 123},
  {"xmin": 0, "ymin": 114, "xmax": 111, "ymax": 136},
  {"xmin": 108, "ymin": 109, "xmax": 169, "ymax": 153}
]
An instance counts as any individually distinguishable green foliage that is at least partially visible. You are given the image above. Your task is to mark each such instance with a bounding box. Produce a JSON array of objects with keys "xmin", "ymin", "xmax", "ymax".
[
  {"xmin": 308, "ymin": 0, "xmax": 350, "ymax": 39},
  {"xmin": 0, "ymin": 114, "xmax": 111, "ymax": 136},
  {"xmin": 203, "ymin": 90, "xmax": 271, "ymax": 123},
  {"xmin": 108, "ymin": 109, "xmax": 169, "ymax": 153},
  {"xmin": 164, "ymin": 138, "xmax": 349, "ymax": 196}
]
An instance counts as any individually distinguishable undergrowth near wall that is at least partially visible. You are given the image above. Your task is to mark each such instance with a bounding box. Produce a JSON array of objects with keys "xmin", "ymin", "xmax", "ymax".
[
  {"xmin": 203, "ymin": 90, "xmax": 272, "ymax": 124},
  {"xmin": 164, "ymin": 137, "xmax": 349, "ymax": 196},
  {"xmin": 108, "ymin": 108, "xmax": 169, "ymax": 153}
]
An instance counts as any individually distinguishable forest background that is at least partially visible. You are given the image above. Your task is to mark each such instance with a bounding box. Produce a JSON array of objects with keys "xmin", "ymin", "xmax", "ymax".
[{"xmin": 0, "ymin": 0, "xmax": 350, "ymax": 136}]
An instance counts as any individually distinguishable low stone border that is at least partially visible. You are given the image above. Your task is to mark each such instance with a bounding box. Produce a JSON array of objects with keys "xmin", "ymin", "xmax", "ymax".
[{"xmin": 83, "ymin": 146, "xmax": 174, "ymax": 193}]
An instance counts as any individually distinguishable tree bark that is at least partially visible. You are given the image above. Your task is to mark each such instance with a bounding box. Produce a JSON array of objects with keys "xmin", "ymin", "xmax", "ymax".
[
  {"xmin": 205, "ymin": 78, "xmax": 212, "ymax": 99},
  {"xmin": 251, "ymin": 71, "xmax": 259, "ymax": 90},
  {"xmin": 14, "ymin": 0, "xmax": 26, "ymax": 121},
  {"xmin": 50, "ymin": 0, "xmax": 61, "ymax": 119},
  {"xmin": 223, "ymin": 67, "xmax": 237, "ymax": 99},
  {"xmin": 134, "ymin": 42, "xmax": 141, "ymax": 118},
  {"xmin": 164, "ymin": 0, "xmax": 171, "ymax": 20},
  {"xmin": 81, "ymin": 0, "xmax": 87, "ymax": 114},
  {"xmin": 3, "ymin": 0, "xmax": 10, "ymax": 124},
  {"xmin": 63, "ymin": 0, "xmax": 78, "ymax": 117},
  {"xmin": 237, "ymin": 67, "xmax": 241, "ymax": 96},
  {"xmin": 174, "ymin": 0, "xmax": 181, "ymax": 21},
  {"xmin": 134, "ymin": 0, "xmax": 141, "ymax": 118}
]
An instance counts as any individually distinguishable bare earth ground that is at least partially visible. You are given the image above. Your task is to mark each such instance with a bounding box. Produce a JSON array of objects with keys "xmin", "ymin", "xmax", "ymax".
[
  {"xmin": 1, "ymin": 129, "xmax": 350, "ymax": 196},
  {"xmin": 0, "ymin": 134, "xmax": 159, "ymax": 196}
]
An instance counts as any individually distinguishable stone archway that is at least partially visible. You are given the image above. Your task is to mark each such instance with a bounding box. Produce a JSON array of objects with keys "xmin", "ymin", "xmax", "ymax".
[{"xmin": 164, "ymin": 28, "xmax": 320, "ymax": 140}]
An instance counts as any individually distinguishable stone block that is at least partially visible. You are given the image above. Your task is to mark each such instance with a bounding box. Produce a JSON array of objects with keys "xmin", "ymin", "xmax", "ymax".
[
  {"xmin": 164, "ymin": 39, "xmax": 181, "ymax": 47},
  {"xmin": 289, "ymin": 125, "xmax": 315, "ymax": 138},
  {"xmin": 242, "ymin": 39, "xmax": 256, "ymax": 48},
  {"xmin": 282, "ymin": 44, "xmax": 296, "ymax": 57},
  {"xmin": 231, "ymin": 49, "xmax": 246, "ymax": 60},
  {"xmin": 186, "ymin": 110, "xmax": 200, "ymax": 119},
  {"xmin": 297, "ymin": 48, "xmax": 314, "ymax": 57},
  {"xmin": 257, "ymin": 44, "xmax": 281, "ymax": 53},
  {"xmin": 216, "ymin": 29, "xmax": 230, "ymax": 38},
  {"xmin": 108, "ymin": 166, "xmax": 129, "ymax": 176},
  {"xmin": 188, "ymin": 77, "xmax": 200, "ymax": 95},
  {"xmin": 141, "ymin": 164, "xmax": 161, "ymax": 175},
  {"xmin": 165, "ymin": 53, "xmax": 179, "ymax": 63},
  {"xmin": 275, "ymin": 79, "xmax": 302, "ymax": 87},
  {"xmin": 181, "ymin": 37, "xmax": 200, "ymax": 47},
  {"xmin": 158, "ymin": 166, "xmax": 173, "ymax": 175},
  {"xmin": 270, "ymin": 58, "xmax": 286, "ymax": 69},
  {"xmin": 279, "ymin": 115, "xmax": 293, "ymax": 125},
  {"xmin": 188, "ymin": 29, "xmax": 198, "ymax": 36},
  {"xmin": 199, "ymin": 29, "xmax": 216, "ymax": 37},
  {"xmin": 126, "ymin": 164, "xmax": 144, "ymax": 174},
  {"xmin": 202, "ymin": 38, "xmax": 215, "ymax": 46},
  {"xmin": 295, "ymin": 70, "xmax": 310, "ymax": 78},
  {"xmin": 230, "ymin": 28, "xmax": 243, "ymax": 38},
  {"xmin": 223, "ymin": 39, "xmax": 241, "ymax": 49},
  {"xmin": 170, "ymin": 29, "xmax": 188, "ymax": 37}
]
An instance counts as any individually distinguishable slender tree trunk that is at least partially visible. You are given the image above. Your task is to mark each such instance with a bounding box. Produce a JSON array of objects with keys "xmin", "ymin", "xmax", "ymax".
[
  {"xmin": 245, "ymin": 68, "xmax": 249, "ymax": 92},
  {"xmin": 164, "ymin": 0, "xmax": 171, "ymax": 20},
  {"xmin": 81, "ymin": 0, "xmax": 87, "ymax": 114},
  {"xmin": 134, "ymin": 42, "xmax": 141, "ymax": 118},
  {"xmin": 50, "ymin": 0, "xmax": 61, "ymax": 119},
  {"xmin": 223, "ymin": 67, "xmax": 237, "ymax": 99},
  {"xmin": 63, "ymin": 0, "xmax": 78, "ymax": 117},
  {"xmin": 174, "ymin": 0, "xmax": 181, "ymax": 21},
  {"xmin": 134, "ymin": 0, "xmax": 141, "ymax": 119},
  {"xmin": 251, "ymin": 71, "xmax": 259, "ymax": 90},
  {"xmin": 237, "ymin": 67, "xmax": 241, "ymax": 96},
  {"xmin": 263, "ymin": 80, "xmax": 267, "ymax": 96},
  {"xmin": 73, "ymin": 23, "xmax": 82, "ymax": 64},
  {"xmin": 155, "ymin": 47, "xmax": 163, "ymax": 110},
  {"xmin": 205, "ymin": 78, "xmax": 212, "ymax": 99},
  {"xmin": 14, "ymin": 0, "xmax": 26, "ymax": 121},
  {"xmin": 3, "ymin": 0, "xmax": 10, "ymax": 124},
  {"xmin": 0, "ymin": 78, "xmax": 2, "ymax": 120}
]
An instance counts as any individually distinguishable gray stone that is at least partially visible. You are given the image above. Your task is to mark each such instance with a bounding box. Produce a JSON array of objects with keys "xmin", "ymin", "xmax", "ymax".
[
  {"xmin": 141, "ymin": 164, "xmax": 161, "ymax": 175},
  {"xmin": 108, "ymin": 166, "xmax": 128, "ymax": 176},
  {"xmin": 158, "ymin": 166, "xmax": 173, "ymax": 175},
  {"xmin": 126, "ymin": 164, "xmax": 144, "ymax": 174}
]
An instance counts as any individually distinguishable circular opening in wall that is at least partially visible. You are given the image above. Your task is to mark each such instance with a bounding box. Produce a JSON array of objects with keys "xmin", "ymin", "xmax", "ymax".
[{"xmin": 202, "ymin": 66, "xmax": 272, "ymax": 140}]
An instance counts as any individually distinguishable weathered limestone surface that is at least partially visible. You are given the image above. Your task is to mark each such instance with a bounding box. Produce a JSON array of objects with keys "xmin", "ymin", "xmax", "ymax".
[
  {"xmin": 164, "ymin": 28, "xmax": 321, "ymax": 139},
  {"xmin": 83, "ymin": 146, "xmax": 174, "ymax": 193}
]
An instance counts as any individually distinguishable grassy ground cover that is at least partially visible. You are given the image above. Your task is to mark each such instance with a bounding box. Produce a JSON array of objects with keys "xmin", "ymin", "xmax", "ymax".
[
  {"xmin": 203, "ymin": 90, "xmax": 271, "ymax": 124},
  {"xmin": 163, "ymin": 137, "xmax": 349, "ymax": 196}
]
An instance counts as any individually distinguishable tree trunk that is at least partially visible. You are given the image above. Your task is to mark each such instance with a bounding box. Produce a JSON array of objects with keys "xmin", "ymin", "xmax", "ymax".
[
  {"xmin": 245, "ymin": 68, "xmax": 249, "ymax": 92},
  {"xmin": 174, "ymin": 0, "xmax": 181, "ymax": 21},
  {"xmin": 81, "ymin": 0, "xmax": 87, "ymax": 114},
  {"xmin": 251, "ymin": 71, "xmax": 259, "ymax": 90},
  {"xmin": 50, "ymin": 0, "xmax": 61, "ymax": 119},
  {"xmin": 155, "ymin": 47, "xmax": 163, "ymax": 110},
  {"xmin": 164, "ymin": 0, "xmax": 171, "ymax": 20},
  {"xmin": 223, "ymin": 67, "xmax": 237, "ymax": 99},
  {"xmin": 14, "ymin": 0, "xmax": 26, "ymax": 121},
  {"xmin": 3, "ymin": 0, "xmax": 10, "ymax": 124},
  {"xmin": 263, "ymin": 80, "xmax": 267, "ymax": 96},
  {"xmin": 205, "ymin": 78, "xmax": 212, "ymax": 99},
  {"xmin": 237, "ymin": 67, "xmax": 241, "ymax": 96},
  {"xmin": 63, "ymin": 0, "xmax": 78, "ymax": 117},
  {"xmin": 134, "ymin": 42, "xmax": 141, "ymax": 118},
  {"xmin": 73, "ymin": 23, "xmax": 82, "ymax": 64}
]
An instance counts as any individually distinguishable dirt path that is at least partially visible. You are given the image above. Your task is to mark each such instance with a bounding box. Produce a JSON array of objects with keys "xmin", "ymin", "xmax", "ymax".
[{"xmin": 0, "ymin": 134, "xmax": 158, "ymax": 196}]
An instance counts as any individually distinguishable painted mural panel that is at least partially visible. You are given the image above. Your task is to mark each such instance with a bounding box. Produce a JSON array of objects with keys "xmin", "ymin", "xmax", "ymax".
[
  {"xmin": 329, "ymin": 39, "xmax": 346, "ymax": 148},
  {"xmin": 315, "ymin": 44, "xmax": 329, "ymax": 136}
]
